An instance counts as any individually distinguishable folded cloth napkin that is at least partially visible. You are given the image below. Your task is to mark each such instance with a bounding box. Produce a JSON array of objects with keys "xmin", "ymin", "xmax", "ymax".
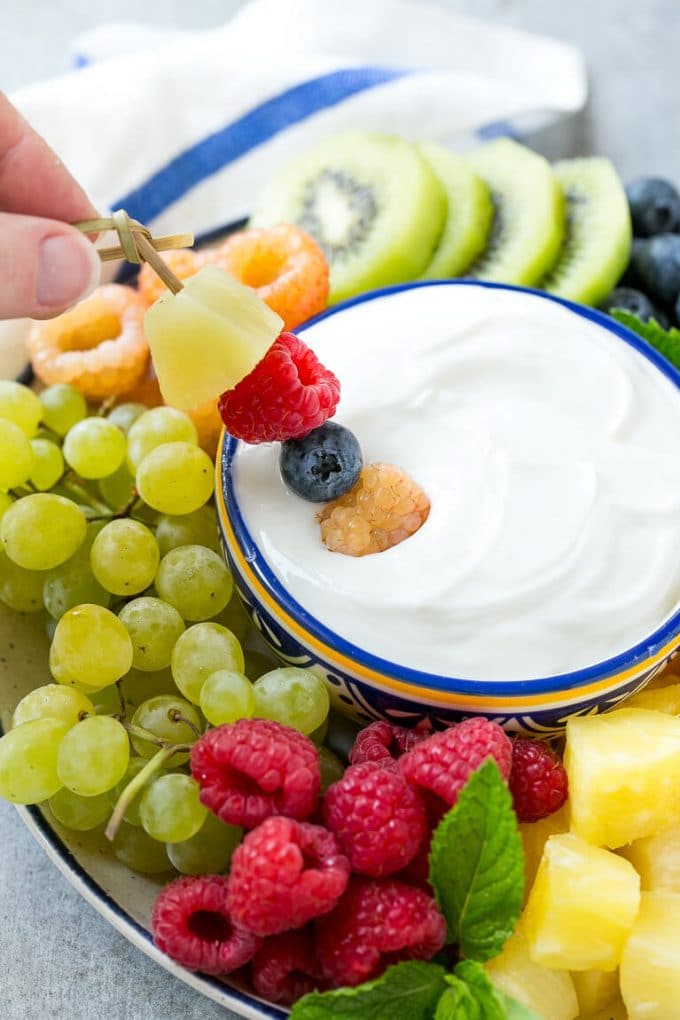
[{"xmin": 2, "ymin": 0, "xmax": 586, "ymax": 377}]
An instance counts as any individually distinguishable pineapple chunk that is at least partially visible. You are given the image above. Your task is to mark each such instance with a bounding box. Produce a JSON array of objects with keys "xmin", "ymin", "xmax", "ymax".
[
  {"xmin": 586, "ymin": 999, "xmax": 627, "ymax": 1020},
  {"xmin": 623, "ymin": 682, "xmax": 680, "ymax": 714},
  {"xmin": 520, "ymin": 804, "xmax": 570, "ymax": 902},
  {"xmin": 565, "ymin": 708, "xmax": 680, "ymax": 848},
  {"xmin": 644, "ymin": 666, "xmax": 680, "ymax": 690},
  {"xmin": 484, "ymin": 921, "xmax": 578, "ymax": 1020},
  {"xmin": 524, "ymin": 832, "xmax": 640, "ymax": 971},
  {"xmin": 144, "ymin": 266, "xmax": 283, "ymax": 409},
  {"xmin": 620, "ymin": 890, "xmax": 680, "ymax": 1019},
  {"xmin": 571, "ymin": 968, "xmax": 619, "ymax": 1016},
  {"xmin": 620, "ymin": 823, "xmax": 680, "ymax": 892}
]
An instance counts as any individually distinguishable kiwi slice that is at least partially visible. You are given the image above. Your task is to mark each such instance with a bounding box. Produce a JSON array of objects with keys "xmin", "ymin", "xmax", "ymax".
[
  {"xmin": 251, "ymin": 132, "xmax": 446, "ymax": 303},
  {"xmin": 541, "ymin": 158, "xmax": 632, "ymax": 306},
  {"xmin": 418, "ymin": 142, "xmax": 493, "ymax": 279},
  {"xmin": 466, "ymin": 138, "xmax": 565, "ymax": 286}
]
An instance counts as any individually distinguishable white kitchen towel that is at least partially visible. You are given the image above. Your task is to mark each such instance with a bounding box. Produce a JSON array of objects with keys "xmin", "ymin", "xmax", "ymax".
[{"xmin": 2, "ymin": 0, "xmax": 586, "ymax": 377}]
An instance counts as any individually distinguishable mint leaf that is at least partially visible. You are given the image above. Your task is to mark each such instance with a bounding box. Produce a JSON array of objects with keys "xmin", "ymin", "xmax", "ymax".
[
  {"xmin": 289, "ymin": 961, "xmax": 446, "ymax": 1020},
  {"xmin": 454, "ymin": 960, "xmax": 505, "ymax": 1019},
  {"xmin": 611, "ymin": 309, "xmax": 680, "ymax": 370},
  {"xmin": 434, "ymin": 977, "xmax": 480, "ymax": 1020},
  {"xmin": 428, "ymin": 759, "xmax": 524, "ymax": 961},
  {"xmin": 496, "ymin": 991, "xmax": 542, "ymax": 1020}
]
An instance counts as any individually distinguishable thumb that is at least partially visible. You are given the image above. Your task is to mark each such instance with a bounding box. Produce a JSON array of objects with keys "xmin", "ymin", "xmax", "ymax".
[{"xmin": 0, "ymin": 213, "xmax": 100, "ymax": 320}]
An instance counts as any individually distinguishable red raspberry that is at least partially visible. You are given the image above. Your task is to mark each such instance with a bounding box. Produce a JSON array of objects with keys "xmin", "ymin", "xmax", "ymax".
[
  {"xmin": 316, "ymin": 878, "xmax": 446, "ymax": 987},
  {"xmin": 191, "ymin": 719, "xmax": 320, "ymax": 829},
  {"xmin": 218, "ymin": 331, "xmax": 340, "ymax": 443},
  {"xmin": 349, "ymin": 719, "xmax": 432, "ymax": 771},
  {"xmin": 227, "ymin": 817, "xmax": 350, "ymax": 936},
  {"xmin": 323, "ymin": 763, "xmax": 427, "ymax": 877},
  {"xmin": 399, "ymin": 717, "xmax": 513, "ymax": 817},
  {"xmin": 251, "ymin": 929, "xmax": 324, "ymax": 1005},
  {"xmin": 509, "ymin": 738, "xmax": 569, "ymax": 823},
  {"xmin": 151, "ymin": 875, "xmax": 260, "ymax": 975}
]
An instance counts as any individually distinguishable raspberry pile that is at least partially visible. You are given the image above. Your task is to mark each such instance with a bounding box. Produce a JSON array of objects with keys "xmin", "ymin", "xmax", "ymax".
[{"xmin": 150, "ymin": 714, "xmax": 567, "ymax": 1005}]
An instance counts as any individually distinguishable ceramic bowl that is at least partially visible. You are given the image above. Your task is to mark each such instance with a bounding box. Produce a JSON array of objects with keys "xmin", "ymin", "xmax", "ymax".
[{"xmin": 217, "ymin": 280, "xmax": 680, "ymax": 735}]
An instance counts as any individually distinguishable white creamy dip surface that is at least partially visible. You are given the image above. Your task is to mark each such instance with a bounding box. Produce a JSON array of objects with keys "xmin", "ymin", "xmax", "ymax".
[{"xmin": 232, "ymin": 284, "xmax": 680, "ymax": 680}]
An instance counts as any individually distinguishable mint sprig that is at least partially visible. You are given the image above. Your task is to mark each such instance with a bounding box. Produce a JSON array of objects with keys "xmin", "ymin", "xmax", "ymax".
[
  {"xmin": 289, "ymin": 961, "xmax": 446, "ymax": 1020},
  {"xmin": 611, "ymin": 309, "xmax": 680, "ymax": 369},
  {"xmin": 429, "ymin": 759, "xmax": 524, "ymax": 960}
]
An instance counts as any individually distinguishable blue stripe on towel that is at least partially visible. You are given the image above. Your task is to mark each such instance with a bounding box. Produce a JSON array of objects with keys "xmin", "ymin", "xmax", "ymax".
[{"xmin": 114, "ymin": 66, "xmax": 412, "ymax": 223}]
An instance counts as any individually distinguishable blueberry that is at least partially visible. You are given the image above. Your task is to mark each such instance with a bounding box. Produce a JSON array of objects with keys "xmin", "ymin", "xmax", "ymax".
[
  {"xmin": 280, "ymin": 422, "xmax": 362, "ymax": 503},
  {"xmin": 626, "ymin": 177, "xmax": 680, "ymax": 237},
  {"xmin": 600, "ymin": 287, "xmax": 663, "ymax": 323},
  {"xmin": 632, "ymin": 234, "xmax": 680, "ymax": 305}
]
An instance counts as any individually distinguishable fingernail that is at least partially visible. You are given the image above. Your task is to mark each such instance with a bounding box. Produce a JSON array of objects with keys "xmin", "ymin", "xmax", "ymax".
[{"xmin": 37, "ymin": 233, "xmax": 101, "ymax": 309}]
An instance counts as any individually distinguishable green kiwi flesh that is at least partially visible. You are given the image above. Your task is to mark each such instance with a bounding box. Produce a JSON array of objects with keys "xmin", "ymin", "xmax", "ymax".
[
  {"xmin": 251, "ymin": 132, "xmax": 447, "ymax": 303},
  {"xmin": 466, "ymin": 138, "xmax": 565, "ymax": 286},
  {"xmin": 542, "ymin": 158, "xmax": 632, "ymax": 306},
  {"xmin": 418, "ymin": 142, "xmax": 493, "ymax": 279}
]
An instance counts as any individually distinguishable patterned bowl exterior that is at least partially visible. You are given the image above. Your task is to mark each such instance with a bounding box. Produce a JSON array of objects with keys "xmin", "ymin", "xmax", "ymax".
[{"xmin": 216, "ymin": 281, "xmax": 680, "ymax": 735}]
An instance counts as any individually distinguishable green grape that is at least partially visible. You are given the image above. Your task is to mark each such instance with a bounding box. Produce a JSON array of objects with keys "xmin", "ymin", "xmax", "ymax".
[
  {"xmin": 122, "ymin": 667, "xmax": 177, "ymax": 707},
  {"xmin": 49, "ymin": 786, "xmax": 111, "ymax": 831},
  {"xmin": 199, "ymin": 669, "xmax": 255, "ymax": 726},
  {"xmin": 253, "ymin": 667, "xmax": 330, "ymax": 735},
  {"xmin": 0, "ymin": 418, "xmax": 34, "ymax": 489},
  {"xmin": 0, "ymin": 718, "xmax": 69, "ymax": 803},
  {"xmin": 155, "ymin": 545, "xmax": 232, "ymax": 621},
  {"xmin": 57, "ymin": 715, "xmax": 130, "ymax": 796},
  {"xmin": 155, "ymin": 505, "xmax": 221, "ymax": 556},
  {"xmin": 107, "ymin": 756, "xmax": 160, "ymax": 827},
  {"xmin": 130, "ymin": 695, "xmax": 202, "ymax": 766},
  {"xmin": 90, "ymin": 519, "xmax": 159, "ymax": 596},
  {"xmin": 136, "ymin": 442, "xmax": 214, "ymax": 516},
  {"xmin": 98, "ymin": 462, "xmax": 135, "ymax": 511},
  {"xmin": 0, "ymin": 380, "xmax": 42, "ymax": 437},
  {"xmin": 45, "ymin": 614, "xmax": 57, "ymax": 641},
  {"xmin": 63, "ymin": 417, "xmax": 127, "ymax": 479},
  {"xmin": 213, "ymin": 594, "xmax": 252, "ymax": 644},
  {"xmin": 167, "ymin": 812, "xmax": 242, "ymax": 876},
  {"xmin": 1, "ymin": 493, "xmax": 86, "ymax": 570},
  {"xmin": 310, "ymin": 717, "xmax": 329, "ymax": 747},
  {"xmin": 118, "ymin": 597, "xmax": 185, "ymax": 671},
  {"xmin": 0, "ymin": 492, "xmax": 13, "ymax": 523},
  {"xmin": 13, "ymin": 683, "xmax": 94, "ymax": 729},
  {"xmin": 43, "ymin": 546, "xmax": 110, "ymax": 620},
  {"xmin": 39, "ymin": 384, "xmax": 87, "ymax": 436},
  {"xmin": 139, "ymin": 773, "xmax": 207, "ymax": 843},
  {"xmin": 318, "ymin": 746, "xmax": 345, "ymax": 794},
  {"xmin": 171, "ymin": 623, "xmax": 244, "ymax": 704},
  {"xmin": 106, "ymin": 402, "xmax": 147, "ymax": 435},
  {"xmin": 110, "ymin": 821, "xmax": 173, "ymax": 874},
  {"xmin": 50, "ymin": 604, "xmax": 133, "ymax": 690},
  {"xmin": 89, "ymin": 684, "xmax": 122, "ymax": 716},
  {"xmin": 0, "ymin": 548, "xmax": 45, "ymax": 612},
  {"xmin": 28, "ymin": 438, "xmax": 64, "ymax": 491},
  {"xmin": 126, "ymin": 406, "xmax": 198, "ymax": 474}
]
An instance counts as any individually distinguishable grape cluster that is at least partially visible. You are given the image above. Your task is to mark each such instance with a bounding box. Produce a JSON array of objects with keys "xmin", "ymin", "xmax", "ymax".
[{"xmin": 0, "ymin": 380, "xmax": 340, "ymax": 876}]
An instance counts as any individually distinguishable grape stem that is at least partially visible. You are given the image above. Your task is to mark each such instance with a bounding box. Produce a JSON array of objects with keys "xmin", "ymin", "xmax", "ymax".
[
  {"xmin": 105, "ymin": 744, "xmax": 191, "ymax": 841},
  {"xmin": 60, "ymin": 475, "xmax": 112, "ymax": 517},
  {"xmin": 123, "ymin": 720, "xmax": 197, "ymax": 751},
  {"xmin": 115, "ymin": 679, "xmax": 126, "ymax": 718},
  {"xmin": 167, "ymin": 709, "xmax": 202, "ymax": 738}
]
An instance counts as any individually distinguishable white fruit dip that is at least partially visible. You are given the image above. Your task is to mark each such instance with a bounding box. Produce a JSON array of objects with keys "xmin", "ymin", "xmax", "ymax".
[{"xmin": 231, "ymin": 284, "xmax": 680, "ymax": 680}]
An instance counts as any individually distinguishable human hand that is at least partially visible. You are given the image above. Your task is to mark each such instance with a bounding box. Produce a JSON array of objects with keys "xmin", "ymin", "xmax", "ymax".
[{"xmin": 0, "ymin": 92, "xmax": 101, "ymax": 320}]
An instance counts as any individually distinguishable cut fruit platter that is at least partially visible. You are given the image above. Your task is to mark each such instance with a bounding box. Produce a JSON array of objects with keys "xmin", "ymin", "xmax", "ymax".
[{"xmin": 3, "ymin": 131, "xmax": 680, "ymax": 1020}]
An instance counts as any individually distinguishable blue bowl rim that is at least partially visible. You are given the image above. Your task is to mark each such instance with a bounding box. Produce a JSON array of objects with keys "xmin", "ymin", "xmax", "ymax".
[{"xmin": 221, "ymin": 278, "xmax": 680, "ymax": 697}]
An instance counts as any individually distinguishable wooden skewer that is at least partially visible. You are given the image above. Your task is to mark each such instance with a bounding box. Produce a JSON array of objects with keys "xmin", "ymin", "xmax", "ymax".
[{"xmin": 73, "ymin": 211, "xmax": 194, "ymax": 296}]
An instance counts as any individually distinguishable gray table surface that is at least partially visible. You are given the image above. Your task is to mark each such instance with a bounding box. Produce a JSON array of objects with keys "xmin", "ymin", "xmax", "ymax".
[{"xmin": 1, "ymin": 0, "xmax": 678, "ymax": 1017}]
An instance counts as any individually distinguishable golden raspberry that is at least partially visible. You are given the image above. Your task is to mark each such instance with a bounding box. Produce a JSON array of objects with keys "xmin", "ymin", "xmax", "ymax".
[{"xmin": 319, "ymin": 463, "xmax": 430, "ymax": 557}]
